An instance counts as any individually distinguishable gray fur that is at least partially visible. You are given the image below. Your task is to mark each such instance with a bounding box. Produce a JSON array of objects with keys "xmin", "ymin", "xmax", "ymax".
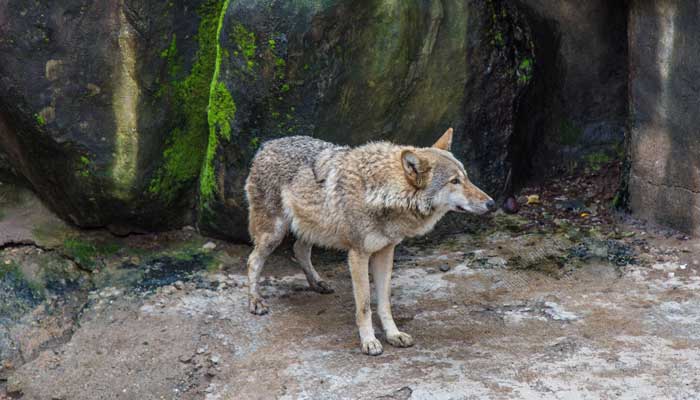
[{"xmin": 243, "ymin": 130, "xmax": 494, "ymax": 355}]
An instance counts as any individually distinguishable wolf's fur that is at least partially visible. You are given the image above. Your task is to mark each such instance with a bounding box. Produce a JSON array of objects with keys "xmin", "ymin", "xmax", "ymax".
[{"xmin": 245, "ymin": 129, "xmax": 494, "ymax": 355}]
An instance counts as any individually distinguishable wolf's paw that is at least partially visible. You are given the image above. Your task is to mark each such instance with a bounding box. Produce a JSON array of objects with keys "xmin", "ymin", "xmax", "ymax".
[
  {"xmin": 361, "ymin": 337, "xmax": 383, "ymax": 356},
  {"xmin": 249, "ymin": 297, "xmax": 269, "ymax": 315},
  {"xmin": 387, "ymin": 332, "xmax": 414, "ymax": 348},
  {"xmin": 311, "ymin": 280, "xmax": 334, "ymax": 294}
]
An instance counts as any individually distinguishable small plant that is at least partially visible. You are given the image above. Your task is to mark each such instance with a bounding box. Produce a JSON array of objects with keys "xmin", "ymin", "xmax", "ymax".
[
  {"xmin": 517, "ymin": 57, "xmax": 533, "ymax": 85},
  {"xmin": 35, "ymin": 113, "xmax": 46, "ymax": 126}
]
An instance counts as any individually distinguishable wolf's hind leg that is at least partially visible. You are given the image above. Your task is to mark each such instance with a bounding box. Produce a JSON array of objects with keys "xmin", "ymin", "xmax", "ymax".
[
  {"xmin": 370, "ymin": 244, "xmax": 414, "ymax": 348},
  {"xmin": 293, "ymin": 240, "xmax": 334, "ymax": 294},
  {"xmin": 247, "ymin": 218, "xmax": 286, "ymax": 315}
]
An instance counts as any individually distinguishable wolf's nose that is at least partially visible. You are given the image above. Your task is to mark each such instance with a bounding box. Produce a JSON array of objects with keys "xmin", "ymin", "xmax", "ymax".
[{"xmin": 486, "ymin": 199, "xmax": 497, "ymax": 212}]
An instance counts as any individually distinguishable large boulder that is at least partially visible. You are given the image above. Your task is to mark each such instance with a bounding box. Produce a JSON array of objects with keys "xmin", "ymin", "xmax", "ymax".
[
  {"xmin": 0, "ymin": 0, "xmax": 219, "ymax": 233},
  {"xmin": 0, "ymin": 0, "xmax": 535, "ymax": 241},
  {"xmin": 627, "ymin": 0, "xmax": 700, "ymax": 235},
  {"xmin": 198, "ymin": 0, "xmax": 535, "ymax": 240}
]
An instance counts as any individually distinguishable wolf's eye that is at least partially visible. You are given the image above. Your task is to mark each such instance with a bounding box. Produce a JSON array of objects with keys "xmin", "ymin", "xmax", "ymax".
[{"xmin": 450, "ymin": 178, "xmax": 460, "ymax": 185}]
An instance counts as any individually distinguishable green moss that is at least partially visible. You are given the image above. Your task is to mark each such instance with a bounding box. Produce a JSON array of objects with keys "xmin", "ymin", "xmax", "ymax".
[
  {"xmin": 148, "ymin": 1, "xmax": 226, "ymax": 204},
  {"xmin": 585, "ymin": 152, "xmax": 612, "ymax": 171},
  {"xmin": 35, "ymin": 113, "xmax": 46, "ymax": 126},
  {"xmin": 160, "ymin": 35, "xmax": 183, "ymax": 78},
  {"xmin": 200, "ymin": 0, "xmax": 235, "ymax": 202},
  {"xmin": 63, "ymin": 238, "xmax": 120, "ymax": 270},
  {"xmin": 209, "ymin": 82, "xmax": 236, "ymax": 141},
  {"xmin": 493, "ymin": 31, "xmax": 504, "ymax": 46},
  {"xmin": 230, "ymin": 23, "xmax": 257, "ymax": 70},
  {"xmin": 77, "ymin": 155, "xmax": 91, "ymax": 178},
  {"xmin": 517, "ymin": 57, "xmax": 533, "ymax": 85},
  {"xmin": 274, "ymin": 57, "xmax": 286, "ymax": 72}
]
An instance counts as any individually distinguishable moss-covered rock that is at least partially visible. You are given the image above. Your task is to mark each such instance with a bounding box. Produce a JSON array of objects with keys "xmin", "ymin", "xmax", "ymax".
[
  {"xmin": 0, "ymin": 0, "xmax": 535, "ymax": 240},
  {"xmin": 0, "ymin": 0, "xmax": 217, "ymax": 233},
  {"xmin": 198, "ymin": 0, "xmax": 536, "ymax": 240}
]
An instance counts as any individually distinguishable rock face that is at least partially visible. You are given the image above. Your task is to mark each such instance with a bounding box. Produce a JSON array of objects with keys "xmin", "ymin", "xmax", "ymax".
[
  {"xmin": 0, "ymin": 0, "xmax": 217, "ymax": 233},
  {"xmin": 512, "ymin": 0, "xmax": 628, "ymax": 181},
  {"xmin": 199, "ymin": 0, "xmax": 535, "ymax": 239},
  {"xmin": 0, "ymin": 0, "xmax": 533, "ymax": 241},
  {"xmin": 627, "ymin": 0, "xmax": 700, "ymax": 235}
]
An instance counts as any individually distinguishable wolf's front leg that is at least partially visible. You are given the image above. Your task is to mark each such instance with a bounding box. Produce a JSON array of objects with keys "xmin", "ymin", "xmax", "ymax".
[
  {"xmin": 348, "ymin": 249, "xmax": 382, "ymax": 356},
  {"xmin": 370, "ymin": 244, "xmax": 414, "ymax": 348}
]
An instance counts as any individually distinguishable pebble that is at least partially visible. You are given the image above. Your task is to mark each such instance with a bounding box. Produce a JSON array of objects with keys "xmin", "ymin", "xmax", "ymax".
[
  {"xmin": 439, "ymin": 265, "xmax": 451, "ymax": 272},
  {"xmin": 178, "ymin": 354, "xmax": 193, "ymax": 363},
  {"xmin": 174, "ymin": 281, "xmax": 185, "ymax": 290},
  {"xmin": 210, "ymin": 354, "xmax": 221, "ymax": 364},
  {"xmin": 202, "ymin": 242, "xmax": 217, "ymax": 251},
  {"xmin": 196, "ymin": 346, "xmax": 208, "ymax": 355}
]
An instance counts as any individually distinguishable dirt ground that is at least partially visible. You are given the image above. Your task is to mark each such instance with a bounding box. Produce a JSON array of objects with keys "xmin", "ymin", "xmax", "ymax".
[{"xmin": 2, "ymin": 167, "xmax": 700, "ymax": 400}]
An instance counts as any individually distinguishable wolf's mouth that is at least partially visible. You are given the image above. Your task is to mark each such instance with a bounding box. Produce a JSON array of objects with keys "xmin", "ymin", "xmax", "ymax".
[{"xmin": 455, "ymin": 205, "xmax": 467, "ymax": 213}]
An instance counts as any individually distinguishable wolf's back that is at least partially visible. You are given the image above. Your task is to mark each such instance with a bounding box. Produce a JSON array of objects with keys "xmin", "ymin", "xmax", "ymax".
[{"xmin": 245, "ymin": 136, "xmax": 337, "ymax": 211}]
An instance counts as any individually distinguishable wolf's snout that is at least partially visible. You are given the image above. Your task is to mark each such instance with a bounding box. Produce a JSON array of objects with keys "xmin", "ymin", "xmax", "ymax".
[{"xmin": 485, "ymin": 199, "xmax": 496, "ymax": 213}]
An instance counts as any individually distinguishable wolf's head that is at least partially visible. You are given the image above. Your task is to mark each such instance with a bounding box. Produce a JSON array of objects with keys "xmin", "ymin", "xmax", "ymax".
[{"xmin": 401, "ymin": 128, "xmax": 496, "ymax": 215}]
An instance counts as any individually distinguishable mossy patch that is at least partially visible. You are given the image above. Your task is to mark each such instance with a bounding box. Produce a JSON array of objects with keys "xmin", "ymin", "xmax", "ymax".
[
  {"xmin": 63, "ymin": 237, "xmax": 120, "ymax": 271},
  {"xmin": 585, "ymin": 152, "xmax": 612, "ymax": 172},
  {"xmin": 199, "ymin": 0, "xmax": 235, "ymax": 203},
  {"xmin": 77, "ymin": 155, "xmax": 91, "ymax": 178},
  {"xmin": 517, "ymin": 57, "xmax": 533, "ymax": 85},
  {"xmin": 34, "ymin": 113, "xmax": 46, "ymax": 126},
  {"xmin": 148, "ymin": 0, "xmax": 228, "ymax": 204},
  {"xmin": 230, "ymin": 23, "xmax": 257, "ymax": 70}
]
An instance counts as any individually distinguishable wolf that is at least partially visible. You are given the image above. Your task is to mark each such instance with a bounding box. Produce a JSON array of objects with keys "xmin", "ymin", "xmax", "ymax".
[{"xmin": 244, "ymin": 128, "xmax": 496, "ymax": 355}]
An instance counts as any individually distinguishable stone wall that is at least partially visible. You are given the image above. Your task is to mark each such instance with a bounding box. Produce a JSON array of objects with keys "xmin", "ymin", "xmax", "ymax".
[{"xmin": 628, "ymin": 0, "xmax": 700, "ymax": 235}]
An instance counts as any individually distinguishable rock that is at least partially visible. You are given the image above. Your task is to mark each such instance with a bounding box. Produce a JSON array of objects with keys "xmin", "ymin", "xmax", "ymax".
[
  {"xmin": 542, "ymin": 301, "xmax": 579, "ymax": 322},
  {"xmin": 556, "ymin": 198, "xmax": 586, "ymax": 212},
  {"xmin": 6, "ymin": 375, "xmax": 23, "ymax": 395},
  {"xmin": 439, "ymin": 265, "xmax": 451, "ymax": 273},
  {"xmin": 0, "ymin": 1, "xmax": 215, "ymax": 233},
  {"xmin": 202, "ymin": 242, "xmax": 217, "ymax": 251},
  {"xmin": 627, "ymin": 0, "xmax": 700, "ymax": 236},
  {"xmin": 196, "ymin": 0, "xmax": 536, "ymax": 240},
  {"xmin": 377, "ymin": 386, "xmax": 413, "ymax": 400},
  {"xmin": 0, "ymin": 0, "xmax": 543, "ymax": 241},
  {"xmin": 178, "ymin": 353, "xmax": 193, "ymax": 363}
]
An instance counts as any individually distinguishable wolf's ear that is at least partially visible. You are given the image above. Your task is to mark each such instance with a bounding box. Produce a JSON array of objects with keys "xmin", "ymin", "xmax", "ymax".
[
  {"xmin": 401, "ymin": 150, "xmax": 431, "ymax": 189},
  {"xmin": 432, "ymin": 128, "xmax": 453, "ymax": 151}
]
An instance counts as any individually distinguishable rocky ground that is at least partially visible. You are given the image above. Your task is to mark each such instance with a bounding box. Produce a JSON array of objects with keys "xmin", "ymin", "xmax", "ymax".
[{"xmin": 1, "ymin": 164, "xmax": 700, "ymax": 399}]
